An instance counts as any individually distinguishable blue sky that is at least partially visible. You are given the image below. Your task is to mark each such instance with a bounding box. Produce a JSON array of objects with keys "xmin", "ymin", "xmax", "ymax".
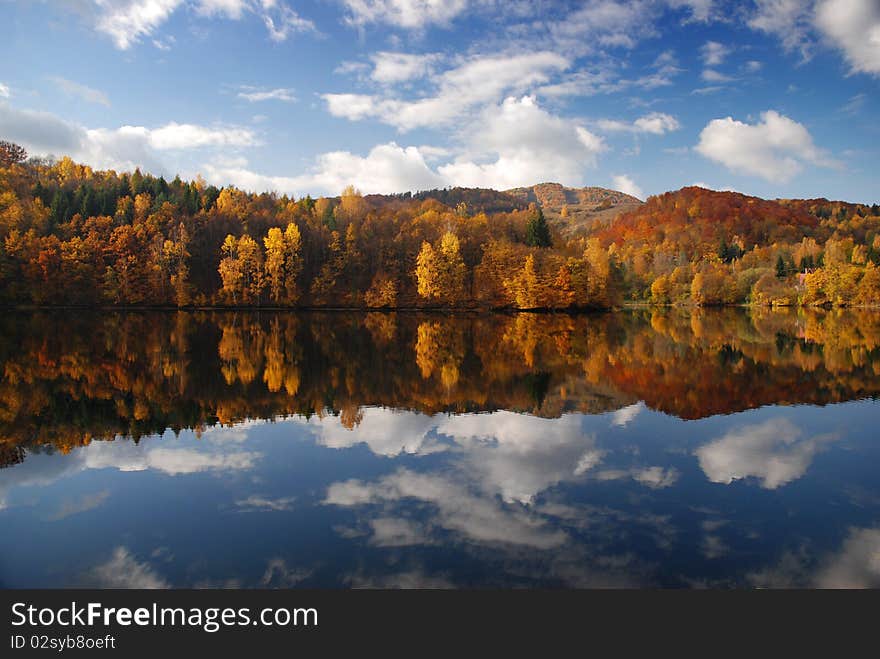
[{"xmin": 0, "ymin": 0, "xmax": 877, "ymax": 202}]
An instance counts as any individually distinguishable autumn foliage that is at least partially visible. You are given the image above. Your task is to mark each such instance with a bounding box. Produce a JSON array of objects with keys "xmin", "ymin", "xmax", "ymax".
[{"xmin": 1, "ymin": 146, "xmax": 878, "ymax": 309}]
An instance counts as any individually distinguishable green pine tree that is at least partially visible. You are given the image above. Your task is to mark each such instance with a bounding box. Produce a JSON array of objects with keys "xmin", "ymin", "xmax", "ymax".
[
  {"xmin": 776, "ymin": 255, "xmax": 787, "ymax": 279},
  {"xmin": 525, "ymin": 207, "xmax": 552, "ymax": 248}
]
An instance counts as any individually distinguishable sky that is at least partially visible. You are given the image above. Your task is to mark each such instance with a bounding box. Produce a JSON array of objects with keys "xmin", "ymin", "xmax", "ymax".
[{"xmin": 0, "ymin": 0, "xmax": 877, "ymax": 202}]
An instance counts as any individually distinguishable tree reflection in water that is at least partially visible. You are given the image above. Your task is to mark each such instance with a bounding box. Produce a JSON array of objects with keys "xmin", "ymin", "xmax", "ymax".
[{"xmin": 1, "ymin": 308, "xmax": 879, "ymax": 466}]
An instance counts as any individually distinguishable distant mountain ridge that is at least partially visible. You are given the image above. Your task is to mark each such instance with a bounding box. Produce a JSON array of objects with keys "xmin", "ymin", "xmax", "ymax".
[
  {"xmin": 368, "ymin": 182, "xmax": 643, "ymax": 238},
  {"xmin": 506, "ymin": 182, "xmax": 643, "ymax": 237},
  {"xmin": 594, "ymin": 185, "xmax": 868, "ymax": 250},
  {"xmin": 505, "ymin": 182, "xmax": 642, "ymax": 208}
]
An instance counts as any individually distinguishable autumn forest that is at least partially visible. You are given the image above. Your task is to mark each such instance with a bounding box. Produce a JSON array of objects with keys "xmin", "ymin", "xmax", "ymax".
[{"xmin": 1, "ymin": 141, "xmax": 880, "ymax": 310}]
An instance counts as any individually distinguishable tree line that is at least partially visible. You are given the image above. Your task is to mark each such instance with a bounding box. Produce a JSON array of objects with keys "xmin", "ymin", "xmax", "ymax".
[{"xmin": 1, "ymin": 143, "xmax": 879, "ymax": 309}]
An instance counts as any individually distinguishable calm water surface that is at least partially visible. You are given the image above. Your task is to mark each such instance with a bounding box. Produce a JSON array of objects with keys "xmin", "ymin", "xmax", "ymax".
[{"xmin": 1, "ymin": 309, "xmax": 879, "ymax": 588}]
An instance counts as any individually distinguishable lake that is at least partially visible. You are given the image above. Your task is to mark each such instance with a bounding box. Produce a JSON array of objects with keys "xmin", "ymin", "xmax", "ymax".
[{"xmin": 1, "ymin": 308, "xmax": 879, "ymax": 588}]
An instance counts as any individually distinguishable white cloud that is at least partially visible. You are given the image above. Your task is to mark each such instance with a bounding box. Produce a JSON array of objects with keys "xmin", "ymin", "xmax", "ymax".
[
  {"xmin": 87, "ymin": 547, "xmax": 169, "ymax": 588},
  {"xmin": 548, "ymin": 0, "xmax": 659, "ymax": 51},
  {"xmin": 340, "ymin": 0, "xmax": 470, "ymax": 29},
  {"xmin": 307, "ymin": 408, "xmax": 681, "ymax": 582},
  {"xmin": 695, "ymin": 110, "xmax": 837, "ymax": 183},
  {"xmin": 48, "ymin": 491, "xmax": 111, "ymax": 521},
  {"xmin": 690, "ymin": 181, "xmax": 739, "ymax": 192},
  {"xmin": 322, "ymin": 93, "xmax": 394, "ymax": 121},
  {"xmin": 666, "ymin": 0, "xmax": 717, "ymax": 22},
  {"xmin": 701, "ymin": 68, "xmax": 733, "ymax": 82},
  {"xmin": 748, "ymin": 0, "xmax": 814, "ymax": 58},
  {"xmin": 631, "ymin": 466, "xmax": 679, "ymax": 489},
  {"xmin": 814, "ymin": 527, "xmax": 880, "ymax": 588},
  {"xmin": 325, "ymin": 469, "xmax": 569, "ymax": 548},
  {"xmin": 369, "ymin": 51, "xmax": 442, "ymax": 83},
  {"xmin": 435, "ymin": 411, "xmax": 602, "ymax": 504},
  {"xmin": 261, "ymin": 558, "xmax": 312, "ymax": 587},
  {"xmin": 0, "ymin": 83, "xmax": 11, "ymax": 98},
  {"xmin": 594, "ymin": 466, "xmax": 679, "ymax": 488},
  {"xmin": 216, "ymin": 95, "xmax": 606, "ymax": 195},
  {"xmin": 751, "ymin": 525, "xmax": 880, "ymax": 588},
  {"xmin": 310, "ymin": 407, "xmax": 447, "ymax": 456},
  {"xmin": 302, "ymin": 406, "xmax": 605, "ymax": 508},
  {"xmin": 695, "ymin": 417, "xmax": 838, "ymax": 489},
  {"xmin": 323, "ymin": 51, "xmax": 570, "ymax": 131},
  {"xmin": 747, "ymin": 0, "xmax": 880, "ymax": 76},
  {"xmin": 597, "ymin": 111, "xmax": 681, "ymax": 135},
  {"xmin": 0, "ymin": 430, "xmax": 260, "ymax": 509},
  {"xmin": 93, "ymin": 0, "xmax": 184, "ymax": 49},
  {"xmin": 200, "ymin": 159, "xmax": 305, "ymax": 195},
  {"xmin": 611, "ymin": 174, "xmax": 644, "ymax": 200},
  {"xmin": 416, "ymin": 144, "xmax": 452, "ymax": 160},
  {"xmin": 0, "ymin": 103, "xmax": 258, "ymax": 174},
  {"xmin": 299, "ymin": 408, "xmax": 603, "ymax": 506},
  {"xmin": 82, "ymin": 443, "xmax": 260, "ymax": 475},
  {"xmin": 203, "ymin": 142, "xmax": 444, "ymax": 195},
  {"xmin": 438, "ymin": 96, "xmax": 606, "ymax": 190},
  {"xmin": 700, "ymin": 40, "xmax": 730, "ymax": 65},
  {"xmin": 841, "ymin": 93, "xmax": 867, "ymax": 115},
  {"xmin": 198, "ymin": 418, "xmax": 269, "ymax": 443},
  {"xmin": 50, "ymin": 76, "xmax": 111, "ymax": 107},
  {"xmin": 0, "ymin": 103, "xmax": 103, "ymax": 160},
  {"xmin": 234, "ymin": 495, "xmax": 296, "ymax": 512},
  {"xmin": 295, "ymin": 142, "xmax": 445, "ymax": 194},
  {"xmin": 237, "ymin": 87, "xmax": 297, "ymax": 102},
  {"xmin": 814, "ymin": 0, "xmax": 880, "ymax": 76},
  {"xmin": 92, "ymin": 0, "xmax": 313, "ymax": 49},
  {"xmin": 145, "ymin": 121, "xmax": 257, "ymax": 149},
  {"xmin": 537, "ymin": 69, "xmax": 624, "ymax": 97},
  {"xmin": 346, "ymin": 567, "xmax": 455, "ymax": 588},
  {"xmin": 368, "ymin": 517, "xmax": 429, "ymax": 546},
  {"xmin": 537, "ymin": 52, "xmax": 681, "ymax": 98},
  {"xmin": 259, "ymin": 0, "xmax": 316, "ymax": 41},
  {"xmin": 610, "ymin": 402, "xmax": 645, "ymax": 427},
  {"xmin": 196, "ymin": 0, "xmax": 249, "ymax": 19}
]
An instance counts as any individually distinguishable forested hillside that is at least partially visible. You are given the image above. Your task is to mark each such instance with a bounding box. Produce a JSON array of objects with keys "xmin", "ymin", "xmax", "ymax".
[{"xmin": 1, "ymin": 141, "xmax": 879, "ymax": 309}]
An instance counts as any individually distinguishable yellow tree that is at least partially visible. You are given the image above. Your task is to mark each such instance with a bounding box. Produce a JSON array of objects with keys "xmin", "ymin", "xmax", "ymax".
[
  {"xmin": 133, "ymin": 192, "xmax": 152, "ymax": 222},
  {"xmin": 553, "ymin": 264, "xmax": 575, "ymax": 308},
  {"xmin": 437, "ymin": 231, "xmax": 467, "ymax": 304},
  {"xmin": 651, "ymin": 274, "xmax": 671, "ymax": 304},
  {"xmin": 416, "ymin": 240, "xmax": 440, "ymax": 300},
  {"xmin": 237, "ymin": 234, "xmax": 264, "ymax": 304},
  {"xmin": 218, "ymin": 235, "xmax": 243, "ymax": 304},
  {"xmin": 338, "ymin": 185, "xmax": 366, "ymax": 222},
  {"xmin": 283, "ymin": 223, "xmax": 303, "ymax": 303},
  {"xmin": 505, "ymin": 254, "xmax": 542, "ymax": 309},
  {"xmin": 311, "ymin": 230, "xmax": 343, "ymax": 303},
  {"xmin": 264, "ymin": 223, "xmax": 304, "ymax": 305},
  {"xmin": 856, "ymin": 262, "xmax": 880, "ymax": 306},
  {"xmin": 264, "ymin": 228, "xmax": 286, "ymax": 303},
  {"xmin": 415, "ymin": 231, "xmax": 467, "ymax": 305},
  {"xmin": 162, "ymin": 223, "xmax": 191, "ymax": 306},
  {"xmin": 690, "ymin": 263, "xmax": 735, "ymax": 306},
  {"xmin": 583, "ymin": 238, "xmax": 612, "ymax": 306},
  {"xmin": 365, "ymin": 272, "xmax": 398, "ymax": 307}
]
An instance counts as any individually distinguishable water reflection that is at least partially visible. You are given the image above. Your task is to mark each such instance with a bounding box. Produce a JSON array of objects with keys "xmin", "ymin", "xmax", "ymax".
[
  {"xmin": 695, "ymin": 418, "xmax": 839, "ymax": 489},
  {"xmin": 0, "ymin": 309, "xmax": 879, "ymax": 588}
]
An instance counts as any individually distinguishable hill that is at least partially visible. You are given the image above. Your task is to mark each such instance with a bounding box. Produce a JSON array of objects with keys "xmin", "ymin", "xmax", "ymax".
[
  {"xmin": 368, "ymin": 182, "xmax": 642, "ymax": 237},
  {"xmin": 596, "ymin": 186, "xmax": 869, "ymax": 252},
  {"xmin": 506, "ymin": 182, "xmax": 643, "ymax": 237}
]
